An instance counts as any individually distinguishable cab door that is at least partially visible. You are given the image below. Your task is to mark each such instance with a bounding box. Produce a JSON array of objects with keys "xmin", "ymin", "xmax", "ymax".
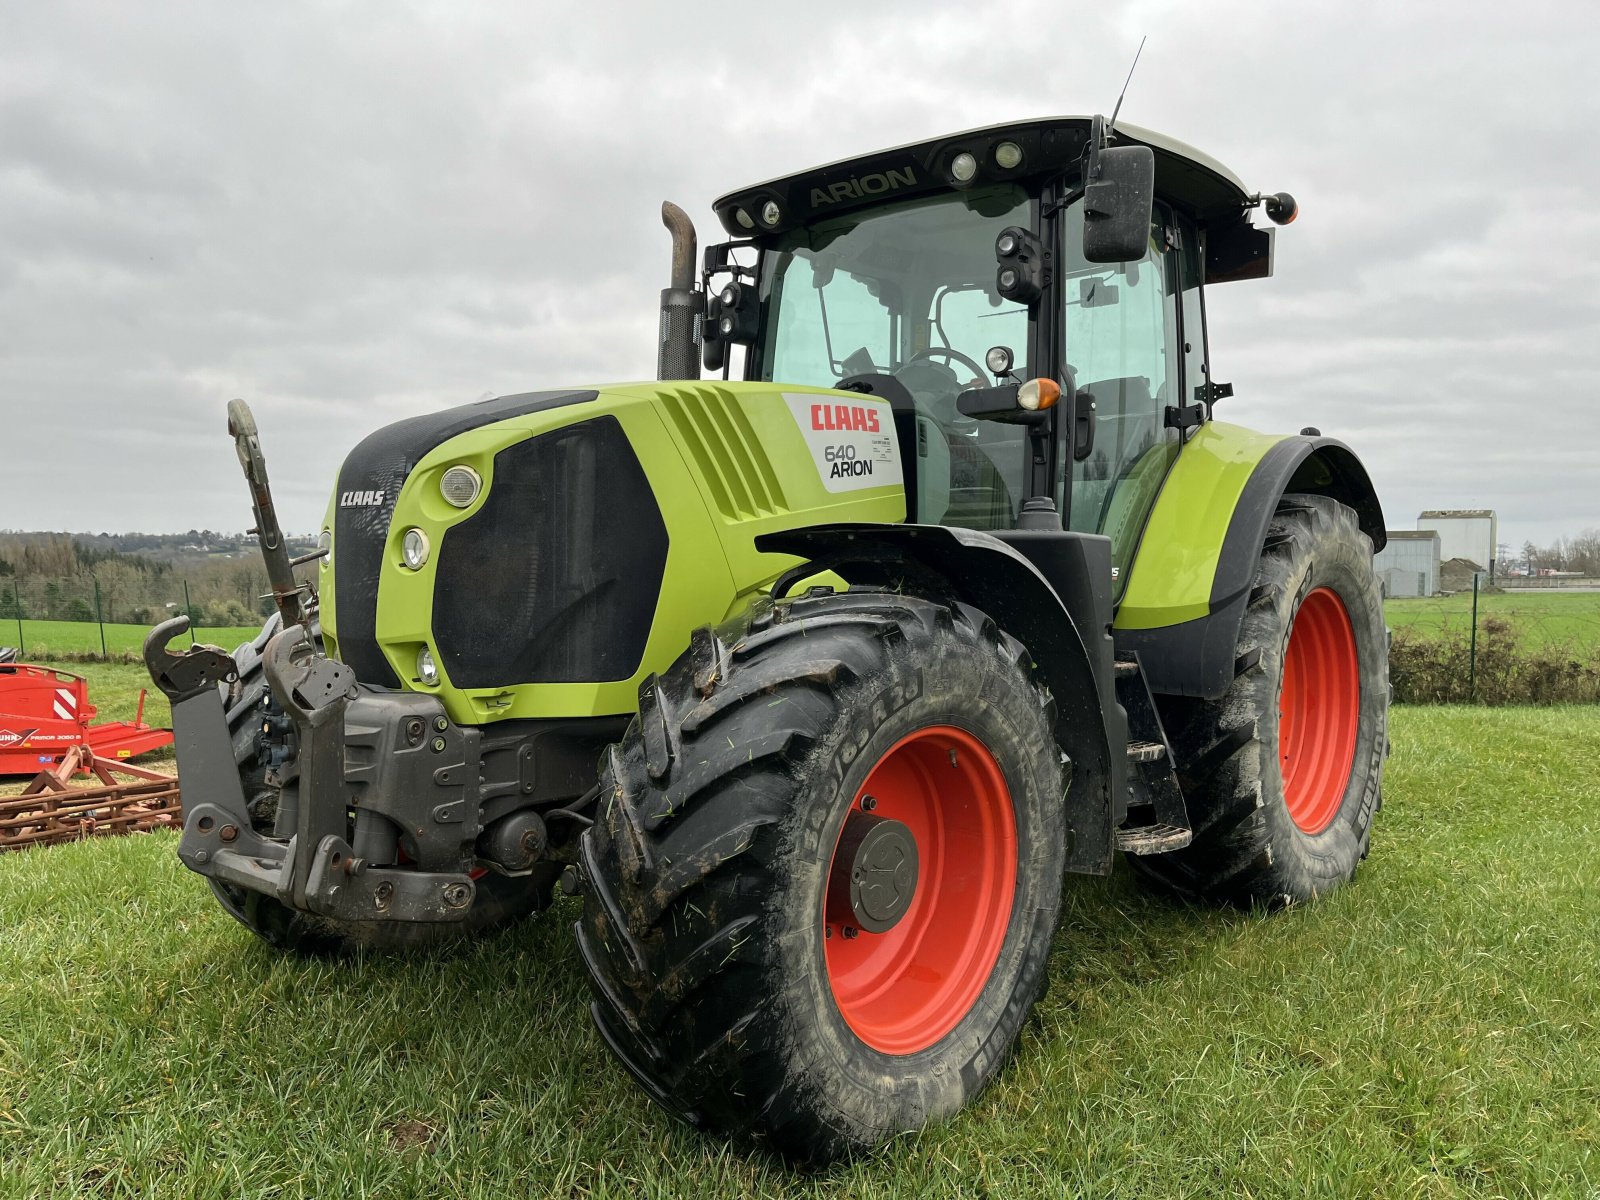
[{"xmin": 1057, "ymin": 200, "xmax": 1193, "ymax": 593}]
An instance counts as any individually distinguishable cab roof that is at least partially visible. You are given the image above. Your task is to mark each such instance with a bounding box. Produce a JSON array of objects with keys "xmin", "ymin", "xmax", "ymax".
[{"xmin": 712, "ymin": 116, "xmax": 1256, "ymax": 240}]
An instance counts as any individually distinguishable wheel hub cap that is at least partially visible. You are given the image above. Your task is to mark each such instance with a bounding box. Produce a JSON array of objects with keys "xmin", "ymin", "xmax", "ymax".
[{"xmin": 826, "ymin": 812, "xmax": 919, "ymax": 933}]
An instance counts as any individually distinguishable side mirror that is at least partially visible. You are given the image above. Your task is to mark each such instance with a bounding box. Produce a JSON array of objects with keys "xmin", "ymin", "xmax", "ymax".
[{"xmin": 1082, "ymin": 145, "xmax": 1155, "ymax": 264}]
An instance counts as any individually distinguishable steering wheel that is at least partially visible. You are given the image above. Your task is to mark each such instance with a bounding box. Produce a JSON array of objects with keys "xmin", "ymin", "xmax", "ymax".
[{"xmin": 898, "ymin": 345, "xmax": 991, "ymax": 385}]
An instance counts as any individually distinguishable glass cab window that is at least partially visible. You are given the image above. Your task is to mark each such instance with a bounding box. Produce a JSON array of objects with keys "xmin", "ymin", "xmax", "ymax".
[
  {"xmin": 757, "ymin": 186, "xmax": 1033, "ymax": 530},
  {"xmin": 1059, "ymin": 199, "xmax": 1182, "ymax": 590}
]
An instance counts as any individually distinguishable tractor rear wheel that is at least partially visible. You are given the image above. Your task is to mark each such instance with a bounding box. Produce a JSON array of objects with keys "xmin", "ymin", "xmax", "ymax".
[
  {"xmin": 1132, "ymin": 493, "xmax": 1387, "ymax": 905},
  {"xmin": 208, "ymin": 616, "xmax": 558, "ymax": 955},
  {"xmin": 577, "ymin": 590, "xmax": 1065, "ymax": 1160}
]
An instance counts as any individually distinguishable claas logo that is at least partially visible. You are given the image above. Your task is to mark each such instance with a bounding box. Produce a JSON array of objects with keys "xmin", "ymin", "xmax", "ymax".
[{"xmin": 810, "ymin": 403, "xmax": 881, "ymax": 433}]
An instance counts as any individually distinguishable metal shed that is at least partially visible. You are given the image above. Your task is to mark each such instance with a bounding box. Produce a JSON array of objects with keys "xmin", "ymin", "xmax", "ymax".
[{"xmin": 1374, "ymin": 530, "xmax": 1440, "ymax": 597}]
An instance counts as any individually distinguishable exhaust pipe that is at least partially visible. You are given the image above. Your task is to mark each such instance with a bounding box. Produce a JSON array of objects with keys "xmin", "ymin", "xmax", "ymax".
[{"xmin": 657, "ymin": 201, "xmax": 700, "ymax": 381}]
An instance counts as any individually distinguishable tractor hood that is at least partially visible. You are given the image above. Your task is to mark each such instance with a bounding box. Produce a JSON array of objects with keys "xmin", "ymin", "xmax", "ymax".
[{"xmin": 319, "ymin": 382, "xmax": 905, "ymax": 724}]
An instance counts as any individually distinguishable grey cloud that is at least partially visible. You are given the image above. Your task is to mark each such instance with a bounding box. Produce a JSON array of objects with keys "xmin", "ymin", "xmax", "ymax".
[{"xmin": 1, "ymin": 0, "xmax": 1596, "ymax": 548}]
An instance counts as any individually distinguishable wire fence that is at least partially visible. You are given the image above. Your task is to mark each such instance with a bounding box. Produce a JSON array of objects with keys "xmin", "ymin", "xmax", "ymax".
[
  {"xmin": 0, "ymin": 576, "xmax": 263, "ymax": 662},
  {"xmin": 1387, "ymin": 578, "xmax": 1600, "ymax": 704},
  {"xmin": 8, "ymin": 571, "xmax": 1597, "ymax": 702}
]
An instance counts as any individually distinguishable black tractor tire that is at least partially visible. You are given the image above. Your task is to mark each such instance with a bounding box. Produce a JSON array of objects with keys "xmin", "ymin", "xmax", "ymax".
[
  {"xmin": 207, "ymin": 615, "xmax": 559, "ymax": 955},
  {"xmin": 577, "ymin": 589, "xmax": 1066, "ymax": 1161},
  {"xmin": 1131, "ymin": 493, "xmax": 1387, "ymax": 906}
]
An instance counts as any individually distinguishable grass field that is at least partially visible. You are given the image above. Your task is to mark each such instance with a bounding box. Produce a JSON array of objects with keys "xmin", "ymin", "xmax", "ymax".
[
  {"xmin": 1, "ymin": 705, "xmax": 1596, "ymax": 1198},
  {"xmin": 1386, "ymin": 590, "xmax": 1600, "ymax": 648},
  {"xmin": 6, "ymin": 593, "xmax": 1597, "ymax": 663},
  {"xmin": 2, "ymin": 619, "xmax": 259, "ymax": 661}
]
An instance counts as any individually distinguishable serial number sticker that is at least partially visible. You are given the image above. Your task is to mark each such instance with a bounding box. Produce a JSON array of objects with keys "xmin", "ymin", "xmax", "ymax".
[{"xmin": 782, "ymin": 393, "xmax": 902, "ymax": 494}]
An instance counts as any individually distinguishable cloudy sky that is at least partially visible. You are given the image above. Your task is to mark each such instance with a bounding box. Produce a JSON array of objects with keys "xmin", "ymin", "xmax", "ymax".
[{"xmin": 2, "ymin": 0, "xmax": 1596, "ymax": 552}]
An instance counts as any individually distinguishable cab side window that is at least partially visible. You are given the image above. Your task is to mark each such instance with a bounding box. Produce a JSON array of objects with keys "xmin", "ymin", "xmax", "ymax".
[{"xmin": 1059, "ymin": 200, "xmax": 1182, "ymax": 589}]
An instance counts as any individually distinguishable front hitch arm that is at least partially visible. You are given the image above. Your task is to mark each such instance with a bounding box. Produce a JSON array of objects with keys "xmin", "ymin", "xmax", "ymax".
[
  {"xmin": 145, "ymin": 616, "xmax": 260, "ymax": 878},
  {"xmin": 228, "ymin": 398, "xmax": 308, "ymax": 629},
  {"xmin": 144, "ymin": 615, "xmax": 237, "ymax": 705},
  {"xmin": 263, "ymin": 622, "xmax": 357, "ymax": 912}
]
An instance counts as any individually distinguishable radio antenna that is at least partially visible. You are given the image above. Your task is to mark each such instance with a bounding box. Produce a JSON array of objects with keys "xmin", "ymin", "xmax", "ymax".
[{"xmin": 1107, "ymin": 36, "xmax": 1146, "ymax": 134}]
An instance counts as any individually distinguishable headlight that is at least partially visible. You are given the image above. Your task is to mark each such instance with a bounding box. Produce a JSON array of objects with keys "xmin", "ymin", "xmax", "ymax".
[
  {"xmin": 417, "ymin": 647, "xmax": 439, "ymax": 686},
  {"xmin": 440, "ymin": 465, "xmax": 482, "ymax": 508},
  {"xmin": 402, "ymin": 527, "xmax": 429, "ymax": 570},
  {"xmin": 318, "ymin": 528, "xmax": 332, "ymax": 571}
]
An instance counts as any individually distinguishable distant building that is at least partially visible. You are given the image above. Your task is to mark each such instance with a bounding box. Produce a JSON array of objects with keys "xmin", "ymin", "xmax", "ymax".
[
  {"xmin": 1417, "ymin": 510, "xmax": 1498, "ymax": 578},
  {"xmin": 1374, "ymin": 530, "xmax": 1440, "ymax": 597}
]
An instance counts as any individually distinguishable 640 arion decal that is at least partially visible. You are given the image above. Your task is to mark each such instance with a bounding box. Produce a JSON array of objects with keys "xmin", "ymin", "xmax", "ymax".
[{"xmin": 783, "ymin": 393, "xmax": 901, "ymax": 494}]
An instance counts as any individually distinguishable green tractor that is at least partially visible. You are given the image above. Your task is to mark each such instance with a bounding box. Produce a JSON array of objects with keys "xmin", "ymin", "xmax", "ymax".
[{"xmin": 146, "ymin": 114, "xmax": 1388, "ymax": 1160}]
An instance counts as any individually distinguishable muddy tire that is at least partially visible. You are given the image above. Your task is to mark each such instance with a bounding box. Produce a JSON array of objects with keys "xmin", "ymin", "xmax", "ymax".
[
  {"xmin": 1131, "ymin": 493, "xmax": 1387, "ymax": 905},
  {"xmin": 208, "ymin": 615, "xmax": 558, "ymax": 955},
  {"xmin": 577, "ymin": 589, "xmax": 1065, "ymax": 1161}
]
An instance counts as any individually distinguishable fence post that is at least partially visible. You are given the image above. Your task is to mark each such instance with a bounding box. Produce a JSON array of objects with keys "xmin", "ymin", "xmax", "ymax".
[
  {"xmin": 183, "ymin": 579, "xmax": 195, "ymax": 646},
  {"xmin": 1468, "ymin": 573, "xmax": 1480, "ymax": 702},
  {"xmin": 10, "ymin": 580, "xmax": 21, "ymax": 656},
  {"xmin": 94, "ymin": 577, "xmax": 108, "ymax": 660}
]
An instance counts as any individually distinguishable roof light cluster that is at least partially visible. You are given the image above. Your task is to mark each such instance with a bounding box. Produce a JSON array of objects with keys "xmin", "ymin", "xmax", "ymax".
[{"xmin": 945, "ymin": 140, "xmax": 1025, "ymax": 189}]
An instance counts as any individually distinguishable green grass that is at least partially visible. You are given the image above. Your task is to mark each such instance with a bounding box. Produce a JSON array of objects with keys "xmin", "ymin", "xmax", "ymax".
[
  {"xmin": 2, "ymin": 619, "xmax": 259, "ymax": 661},
  {"xmin": 2, "ymin": 707, "xmax": 1596, "ymax": 1197},
  {"xmin": 1386, "ymin": 591, "xmax": 1600, "ymax": 648}
]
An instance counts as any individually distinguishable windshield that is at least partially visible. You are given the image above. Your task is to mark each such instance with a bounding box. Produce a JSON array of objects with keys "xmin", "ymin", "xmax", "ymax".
[{"xmin": 756, "ymin": 186, "xmax": 1034, "ymax": 529}]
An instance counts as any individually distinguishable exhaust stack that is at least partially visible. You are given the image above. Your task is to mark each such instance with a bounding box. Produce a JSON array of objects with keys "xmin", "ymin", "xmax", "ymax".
[{"xmin": 657, "ymin": 201, "xmax": 700, "ymax": 381}]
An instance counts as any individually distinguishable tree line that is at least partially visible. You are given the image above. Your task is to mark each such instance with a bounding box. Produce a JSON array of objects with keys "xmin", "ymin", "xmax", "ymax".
[
  {"xmin": 0, "ymin": 532, "xmax": 311, "ymax": 628},
  {"xmin": 1519, "ymin": 529, "xmax": 1600, "ymax": 576}
]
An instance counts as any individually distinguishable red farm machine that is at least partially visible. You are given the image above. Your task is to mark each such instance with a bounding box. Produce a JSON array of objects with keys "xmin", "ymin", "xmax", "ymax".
[{"xmin": 0, "ymin": 660, "xmax": 181, "ymax": 850}]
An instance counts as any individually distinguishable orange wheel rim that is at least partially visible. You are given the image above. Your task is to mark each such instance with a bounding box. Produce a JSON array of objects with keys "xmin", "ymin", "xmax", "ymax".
[
  {"xmin": 823, "ymin": 725, "xmax": 1016, "ymax": 1056},
  {"xmin": 1278, "ymin": 587, "xmax": 1360, "ymax": 834}
]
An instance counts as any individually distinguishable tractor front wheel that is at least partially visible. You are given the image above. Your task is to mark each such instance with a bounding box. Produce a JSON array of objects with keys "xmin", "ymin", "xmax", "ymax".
[
  {"xmin": 577, "ymin": 590, "xmax": 1065, "ymax": 1160},
  {"xmin": 1133, "ymin": 493, "xmax": 1388, "ymax": 905}
]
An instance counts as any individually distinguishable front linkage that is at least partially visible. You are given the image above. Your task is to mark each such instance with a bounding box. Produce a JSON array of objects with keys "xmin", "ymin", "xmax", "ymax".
[
  {"xmin": 145, "ymin": 400, "xmax": 592, "ymax": 930},
  {"xmin": 148, "ymin": 614, "xmax": 486, "ymax": 923}
]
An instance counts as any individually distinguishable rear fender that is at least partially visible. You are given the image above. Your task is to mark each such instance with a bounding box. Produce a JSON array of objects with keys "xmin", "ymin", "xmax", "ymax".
[
  {"xmin": 758, "ymin": 523, "xmax": 1123, "ymax": 876},
  {"xmin": 1115, "ymin": 431, "xmax": 1386, "ymax": 699}
]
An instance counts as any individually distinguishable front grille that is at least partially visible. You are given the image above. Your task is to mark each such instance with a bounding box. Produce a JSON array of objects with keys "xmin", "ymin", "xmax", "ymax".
[{"xmin": 432, "ymin": 416, "xmax": 668, "ymax": 688}]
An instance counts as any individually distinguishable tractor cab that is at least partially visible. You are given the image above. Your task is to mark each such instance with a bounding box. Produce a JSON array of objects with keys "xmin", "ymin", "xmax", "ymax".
[{"xmin": 697, "ymin": 116, "xmax": 1294, "ymax": 587}]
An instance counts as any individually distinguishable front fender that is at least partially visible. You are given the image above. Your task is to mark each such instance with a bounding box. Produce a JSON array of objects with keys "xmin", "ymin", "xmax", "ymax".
[{"xmin": 758, "ymin": 523, "xmax": 1124, "ymax": 876}]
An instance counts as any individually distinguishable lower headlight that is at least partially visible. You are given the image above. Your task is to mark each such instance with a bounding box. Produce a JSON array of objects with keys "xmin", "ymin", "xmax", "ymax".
[
  {"xmin": 402, "ymin": 527, "xmax": 429, "ymax": 570},
  {"xmin": 417, "ymin": 647, "xmax": 439, "ymax": 686}
]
